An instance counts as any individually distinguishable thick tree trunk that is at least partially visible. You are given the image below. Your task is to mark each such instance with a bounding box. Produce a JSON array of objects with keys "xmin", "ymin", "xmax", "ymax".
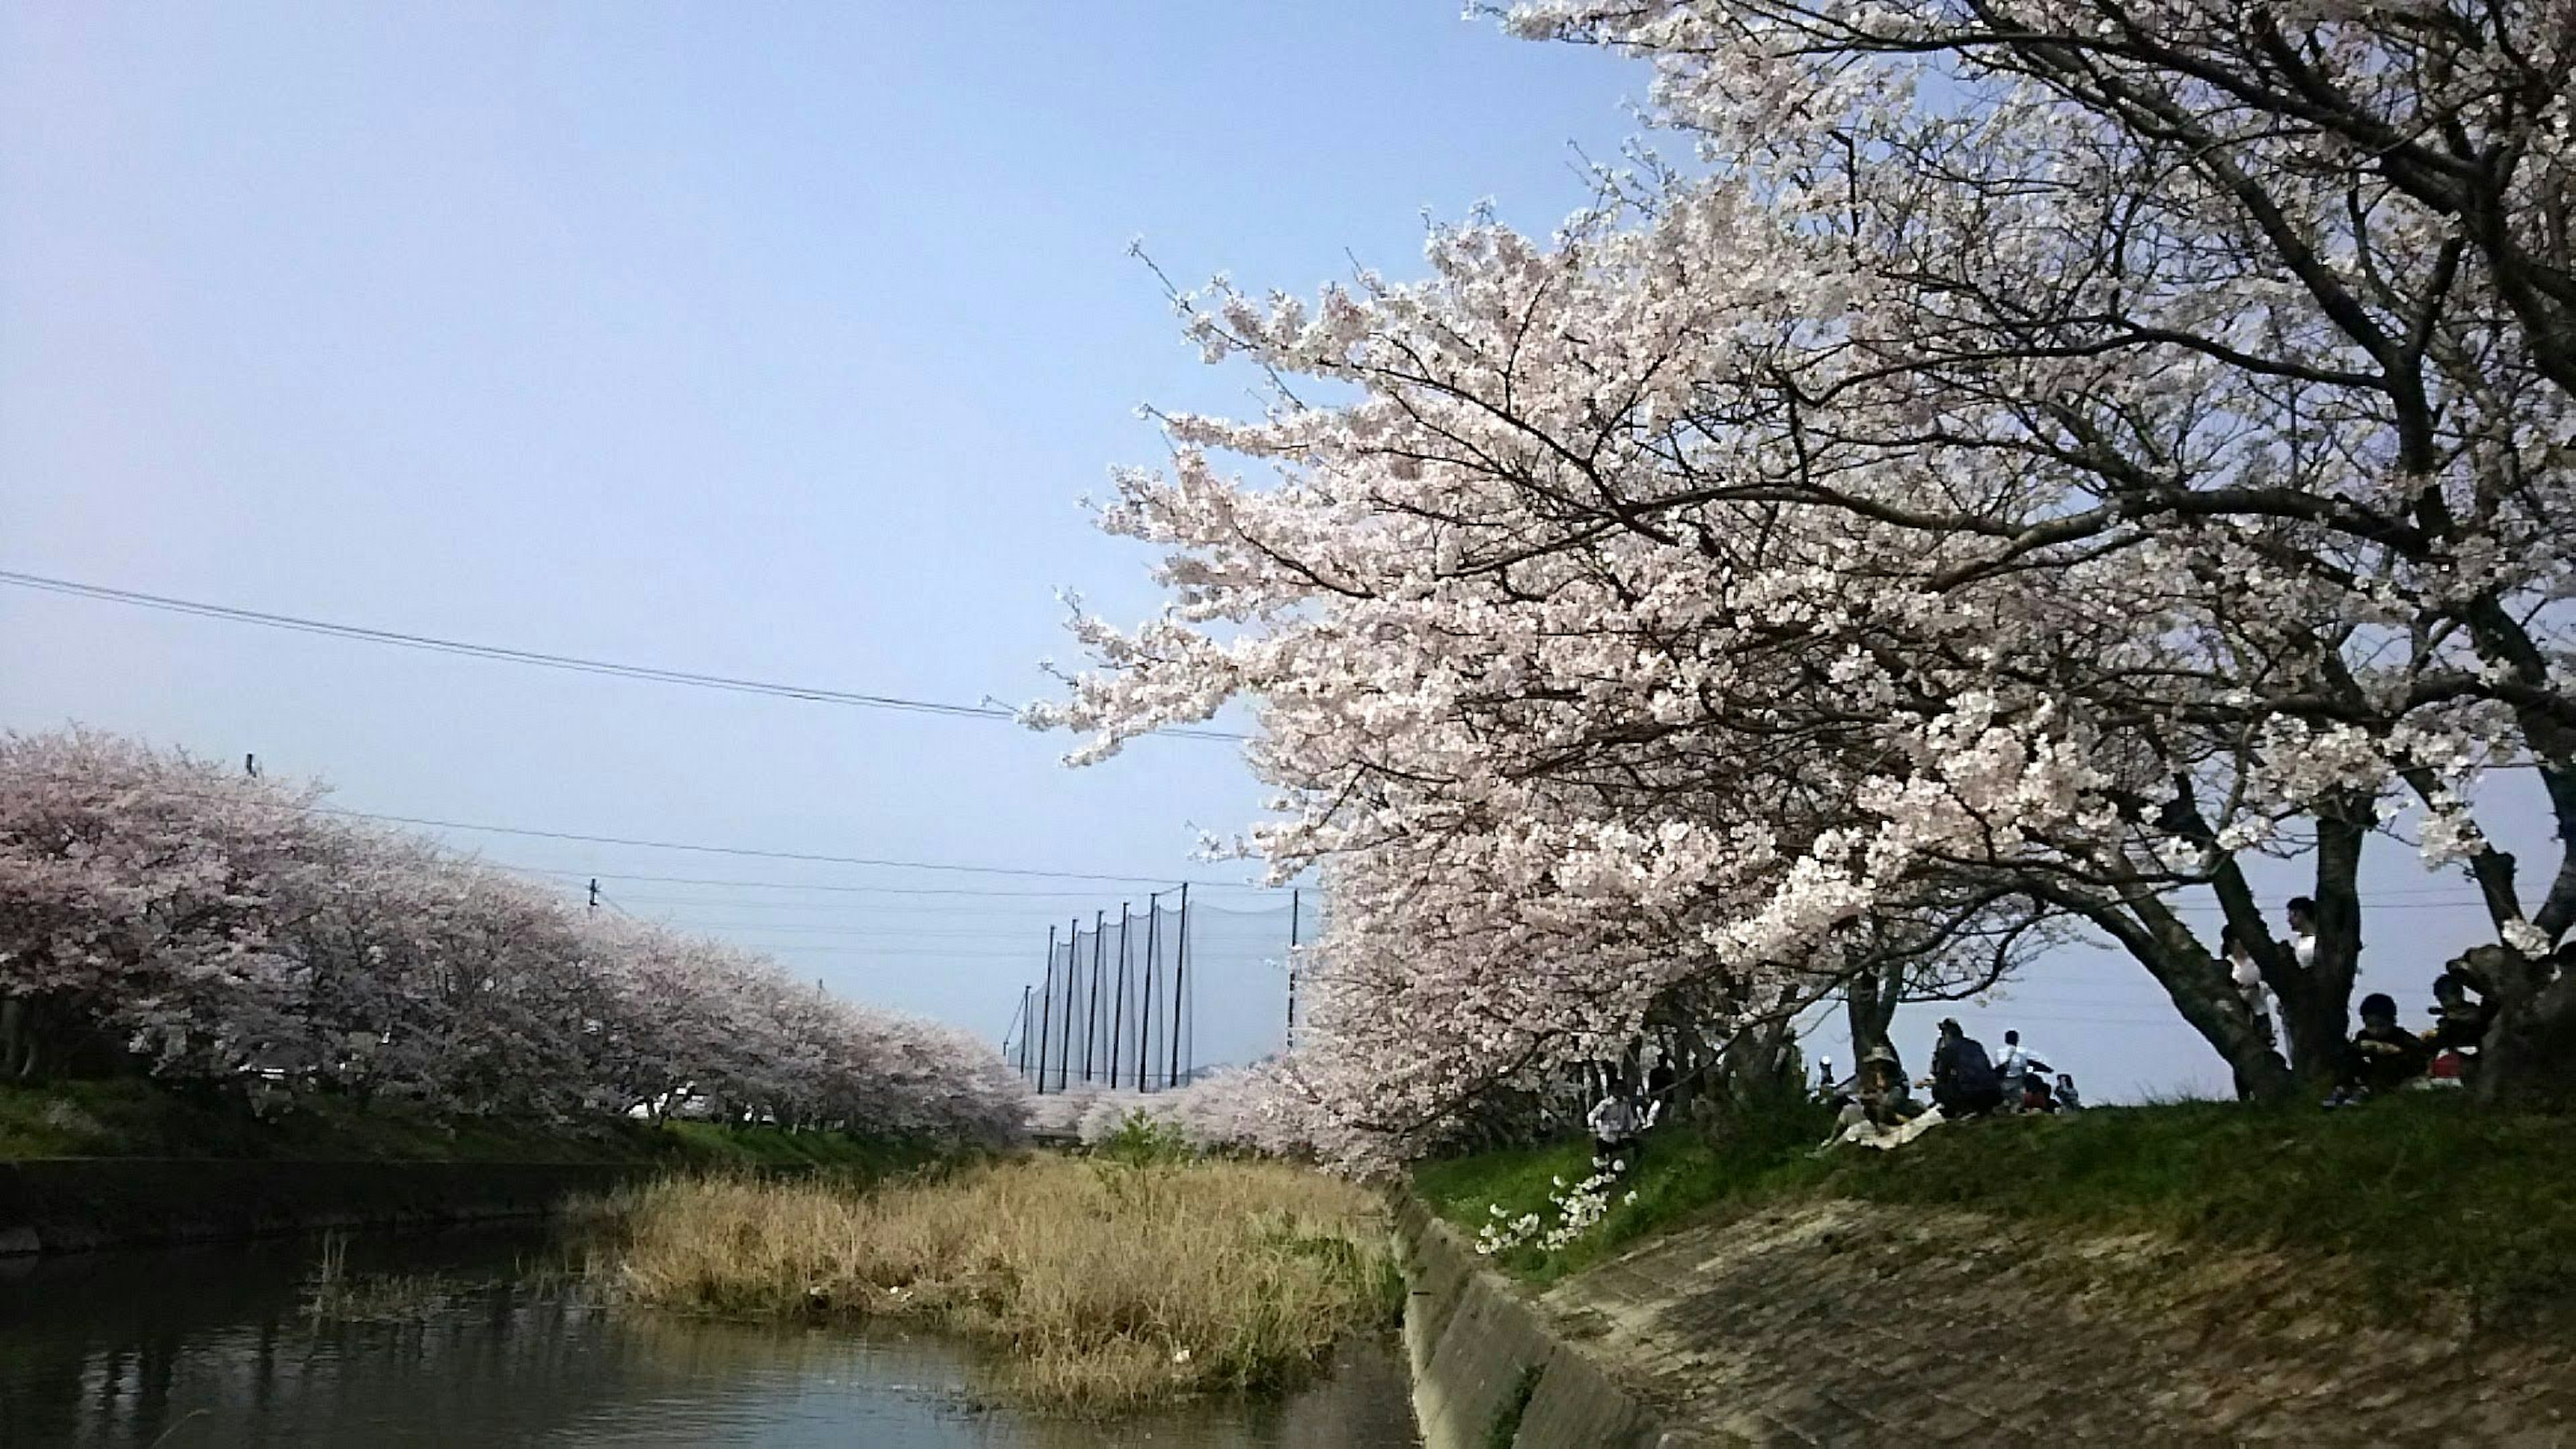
[
  {"xmin": 2478, "ymin": 989, "xmax": 2576, "ymax": 1107},
  {"xmin": 2449, "ymin": 945, "xmax": 2576, "ymax": 1106},
  {"xmin": 1841, "ymin": 957, "xmax": 1902, "ymax": 1073},
  {"xmin": 2272, "ymin": 802, "xmax": 2369, "ymax": 1084},
  {"xmin": 2063, "ymin": 893, "xmax": 2296, "ymax": 1101},
  {"xmin": 0, "ymin": 996, "xmax": 27, "ymax": 1079},
  {"xmin": 2171, "ymin": 779, "xmax": 2364, "ymax": 1087},
  {"xmin": 1715, "ymin": 1014, "xmax": 1799, "ymax": 1099}
]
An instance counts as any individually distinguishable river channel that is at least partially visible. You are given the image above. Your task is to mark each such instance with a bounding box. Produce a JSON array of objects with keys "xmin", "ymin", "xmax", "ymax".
[{"xmin": 0, "ymin": 1228, "xmax": 1422, "ymax": 1447}]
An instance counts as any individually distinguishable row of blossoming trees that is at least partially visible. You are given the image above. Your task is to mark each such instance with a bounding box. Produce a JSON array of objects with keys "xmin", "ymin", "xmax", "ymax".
[
  {"xmin": 0, "ymin": 729, "xmax": 1027, "ymax": 1144},
  {"xmin": 1039, "ymin": 1, "xmax": 2576, "ymax": 1159}
]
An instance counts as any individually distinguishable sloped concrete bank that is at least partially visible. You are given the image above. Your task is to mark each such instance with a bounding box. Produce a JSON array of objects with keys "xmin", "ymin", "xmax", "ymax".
[
  {"xmin": 0, "ymin": 1159, "xmax": 654, "ymax": 1254},
  {"xmin": 1396, "ymin": 1197, "xmax": 1703, "ymax": 1449},
  {"xmin": 1539, "ymin": 1198, "xmax": 2576, "ymax": 1446},
  {"xmin": 1404, "ymin": 1192, "xmax": 2576, "ymax": 1446}
]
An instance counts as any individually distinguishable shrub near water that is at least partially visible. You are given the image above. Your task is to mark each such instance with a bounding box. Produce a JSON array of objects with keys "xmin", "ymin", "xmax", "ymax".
[{"xmin": 588, "ymin": 1156, "xmax": 1401, "ymax": 1413}]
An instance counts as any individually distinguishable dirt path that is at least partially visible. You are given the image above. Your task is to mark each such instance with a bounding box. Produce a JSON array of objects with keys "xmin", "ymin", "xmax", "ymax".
[{"xmin": 1543, "ymin": 1199, "xmax": 2576, "ymax": 1445}]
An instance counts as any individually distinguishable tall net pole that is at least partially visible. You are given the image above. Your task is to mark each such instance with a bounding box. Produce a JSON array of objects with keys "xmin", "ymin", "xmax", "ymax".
[
  {"xmin": 1138, "ymin": 892, "xmax": 1161, "ymax": 1090},
  {"xmin": 1167, "ymin": 883, "xmax": 1190, "ymax": 1089},
  {"xmin": 1036, "ymin": 926, "xmax": 1056, "ymax": 1095},
  {"xmin": 1083, "ymin": 910, "xmax": 1104, "ymax": 1084},
  {"xmin": 1110, "ymin": 904, "xmax": 1130, "ymax": 1089},
  {"xmin": 1058, "ymin": 918, "xmax": 1078, "ymax": 1093}
]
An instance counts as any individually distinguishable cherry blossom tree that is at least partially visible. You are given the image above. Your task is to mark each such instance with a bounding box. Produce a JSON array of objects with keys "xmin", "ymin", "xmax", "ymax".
[
  {"xmin": 0, "ymin": 729, "xmax": 1027, "ymax": 1142},
  {"xmin": 1073, "ymin": 1063, "xmax": 1328, "ymax": 1159},
  {"xmin": 1041, "ymin": 1, "xmax": 2576, "ymax": 1134},
  {"xmin": 0, "ymin": 729, "xmax": 326, "ymax": 1082},
  {"xmin": 1501, "ymin": 0, "xmax": 2576, "ymax": 1097}
]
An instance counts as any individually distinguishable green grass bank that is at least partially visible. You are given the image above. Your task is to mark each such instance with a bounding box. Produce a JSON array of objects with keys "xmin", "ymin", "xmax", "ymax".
[{"xmin": 1417, "ymin": 1094, "xmax": 2576, "ymax": 1328}]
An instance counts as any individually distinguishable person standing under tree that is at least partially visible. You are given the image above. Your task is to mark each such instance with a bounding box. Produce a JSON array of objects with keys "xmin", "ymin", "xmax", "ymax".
[
  {"xmin": 2222, "ymin": 926, "xmax": 2277, "ymax": 1048},
  {"xmin": 2285, "ymin": 898, "xmax": 2320, "ymax": 970},
  {"xmin": 1587, "ymin": 1087, "xmax": 1656, "ymax": 1167}
]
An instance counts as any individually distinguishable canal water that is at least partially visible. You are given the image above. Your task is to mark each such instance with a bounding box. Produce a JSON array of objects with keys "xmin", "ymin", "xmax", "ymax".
[{"xmin": 0, "ymin": 1229, "xmax": 1422, "ymax": 1448}]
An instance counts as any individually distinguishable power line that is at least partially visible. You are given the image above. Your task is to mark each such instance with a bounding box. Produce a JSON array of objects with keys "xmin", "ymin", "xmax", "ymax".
[
  {"xmin": 0, "ymin": 568, "xmax": 1248, "ymax": 743},
  {"xmin": 12, "ymin": 767, "xmax": 1246, "ymax": 888},
  {"xmin": 638, "ymin": 923, "xmax": 1062, "ymax": 939},
  {"xmin": 496, "ymin": 867, "xmax": 1287, "ymax": 898},
  {"xmin": 610, "ymin": 894, "xmax": 1133, "ymax": 914},
  {"xmin": 2157, "ymin": 898, "xmax": 2500, "ymax": 913},
  {"xmin": 756, "ymin": 945, "xmax": 1053, "ymax": 959},
  {"xmin": 297, "ymin": 802, "xmax": 1212, "ymax": 885}
]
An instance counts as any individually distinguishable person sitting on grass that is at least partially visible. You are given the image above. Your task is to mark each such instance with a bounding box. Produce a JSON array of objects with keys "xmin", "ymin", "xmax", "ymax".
[
  {"xmin": 1994, "ymin": 1029, "xmax": 2040, "ymax": 1111},
  {"xmin": 1819, "ymin": 1045, "xmax": 1925, "ymax": 1149},
  {"xmin": 2053, "ymin": 1072, "xmax": 2083, "ymax": 1111},
  {"xmin": 2428, "ymin": 970, "xmax": 2494, "ymax": 1054},
  {"xmin": 1858, "ymin": 1046, "xmax": 1919, "ymax": 1126},
  {"xmin": 2324, "ymin": 992, "xmax": 2432, "ymax": 1108},
  {"xmin": 2424, "ymin": 969, "xmax": 2495, "ymax": 1087},
  {"xmin": 1928, "ymin": 1018, "xmax": 2006, "ymax": 1118}
]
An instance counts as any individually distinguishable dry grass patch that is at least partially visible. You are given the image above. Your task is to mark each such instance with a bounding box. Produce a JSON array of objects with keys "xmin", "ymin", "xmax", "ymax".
[{"xmin": 582, "ymin": 1155, "xmax": 1400, "ymax": 1413}]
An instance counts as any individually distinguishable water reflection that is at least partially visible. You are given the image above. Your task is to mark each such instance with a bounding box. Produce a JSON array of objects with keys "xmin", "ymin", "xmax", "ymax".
[{"xmin": 0, "ymin": 1231, "xmax": 1419, "ymax": 1448}]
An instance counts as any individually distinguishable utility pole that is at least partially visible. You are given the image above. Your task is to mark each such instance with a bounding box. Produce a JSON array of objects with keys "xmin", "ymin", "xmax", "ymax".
[
  {"xmin": 1168, "ymin": 883, "xmax": 1190, "ymax": 1089},
  {"xmin": 1083, "ymin": 910, "xmax": 1104, "ymax": 1085},
  {"xmin": 1110, "ymin": 905, "xmax": 1130, "ymax": 1089},
  {"xmin": 1016, "ymin": 985, "xmax": 1032, "ymax": 1077},
  {"xmin": 1036, "ymin": 926, "xmax": 1056, "ymax": 1095}
]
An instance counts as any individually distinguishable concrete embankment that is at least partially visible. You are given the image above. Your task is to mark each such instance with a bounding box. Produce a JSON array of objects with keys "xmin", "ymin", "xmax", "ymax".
[
  {"xmin": 1405, "ymin": 1190, "xmax": 2576, "ymax": 1446},
  {"xmin": 1397, "ymin": 1196, "xmax": 1700, "ymax": 1449},
  {"xmin": 0, "ymin": 1159, "xmax": 653, "ymax": 1254}
]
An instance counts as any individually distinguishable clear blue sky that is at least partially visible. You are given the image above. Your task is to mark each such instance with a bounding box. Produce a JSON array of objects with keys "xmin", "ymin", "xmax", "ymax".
[{"xmin": 1, "ymin": 3, "xmax": 2535, "ymax": 1099}]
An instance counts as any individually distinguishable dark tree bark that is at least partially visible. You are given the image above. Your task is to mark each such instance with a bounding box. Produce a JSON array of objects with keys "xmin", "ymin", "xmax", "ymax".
[
  {"xmin": 2039, "ymin": 887, "xmax": 2296, "ymax": 1102},
  {"xmin": 1841, "ymin": 956, "xmax": 1902, "ymax": 1073},
  {"xmin": 2269, "ymin": 802, "xmax": 2369, "ymax": 1084}
]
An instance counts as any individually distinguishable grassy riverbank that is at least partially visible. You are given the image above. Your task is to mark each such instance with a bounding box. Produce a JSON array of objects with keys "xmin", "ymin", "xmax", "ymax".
[
  {"xmin": 1419, "ymin": 1095, "xmax": 2576, "ymax": 1327},
  {"xmin": 582, "ymin": 1156, "xmax": 1403, "ymax": 1414},
  {"xmin": 0, "ymin": 1078, "xmax": 935, "ymax": 1174}
]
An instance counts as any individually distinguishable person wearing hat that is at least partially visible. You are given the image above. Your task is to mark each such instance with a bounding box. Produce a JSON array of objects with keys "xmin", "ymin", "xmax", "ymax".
[
  {"xmin": 1819, "ymin": 1042, "xmax": 1919, "ymax": 1148},
  {"xmin": 1856, "ymin": 1044, "xmax": 1919, "ymax": 1126}
]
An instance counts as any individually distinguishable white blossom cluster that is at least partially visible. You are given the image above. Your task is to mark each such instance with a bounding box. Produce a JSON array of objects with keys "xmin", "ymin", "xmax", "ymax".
[
  {"xmin": 1065, "ymin": 1063, "xmax": 1332, "ymax": 1159},
  {"xmin": 0, "ymin": 729, "xmax": 1028, "ymax": 1142},
  {"xmin": 1473, "ymin": 1159, "xmax": 1641, "ymax": 1256}
]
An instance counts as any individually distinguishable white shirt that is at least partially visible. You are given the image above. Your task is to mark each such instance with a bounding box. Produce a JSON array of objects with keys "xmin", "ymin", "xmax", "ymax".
[
  {"xmin": 1996, "ymin": 1043, "xmax": 2035, "ymax": 1076},
  {"xmin": 2230, "ymin": 955, "xmax": 2263, "ymax": 992},
  {"xmin": 2293, "ymin": 932, "xmax": 2317, "ymax": 969},
  {"xmin": 1587, "ymin": 1097, "xmax": 1640, "ymax": 1139}
]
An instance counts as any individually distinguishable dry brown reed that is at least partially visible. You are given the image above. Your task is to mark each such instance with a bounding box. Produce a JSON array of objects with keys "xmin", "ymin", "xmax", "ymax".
[{"xmin": 581, "ymin": 1156, "xmax": 1399, "ymax": 1413}]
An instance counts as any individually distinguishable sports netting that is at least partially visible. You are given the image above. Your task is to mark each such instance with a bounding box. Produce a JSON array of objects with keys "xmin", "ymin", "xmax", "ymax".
[{"xmin": 1007, "ymin": 894, "xmax": 1320, "ymax": 1091}]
